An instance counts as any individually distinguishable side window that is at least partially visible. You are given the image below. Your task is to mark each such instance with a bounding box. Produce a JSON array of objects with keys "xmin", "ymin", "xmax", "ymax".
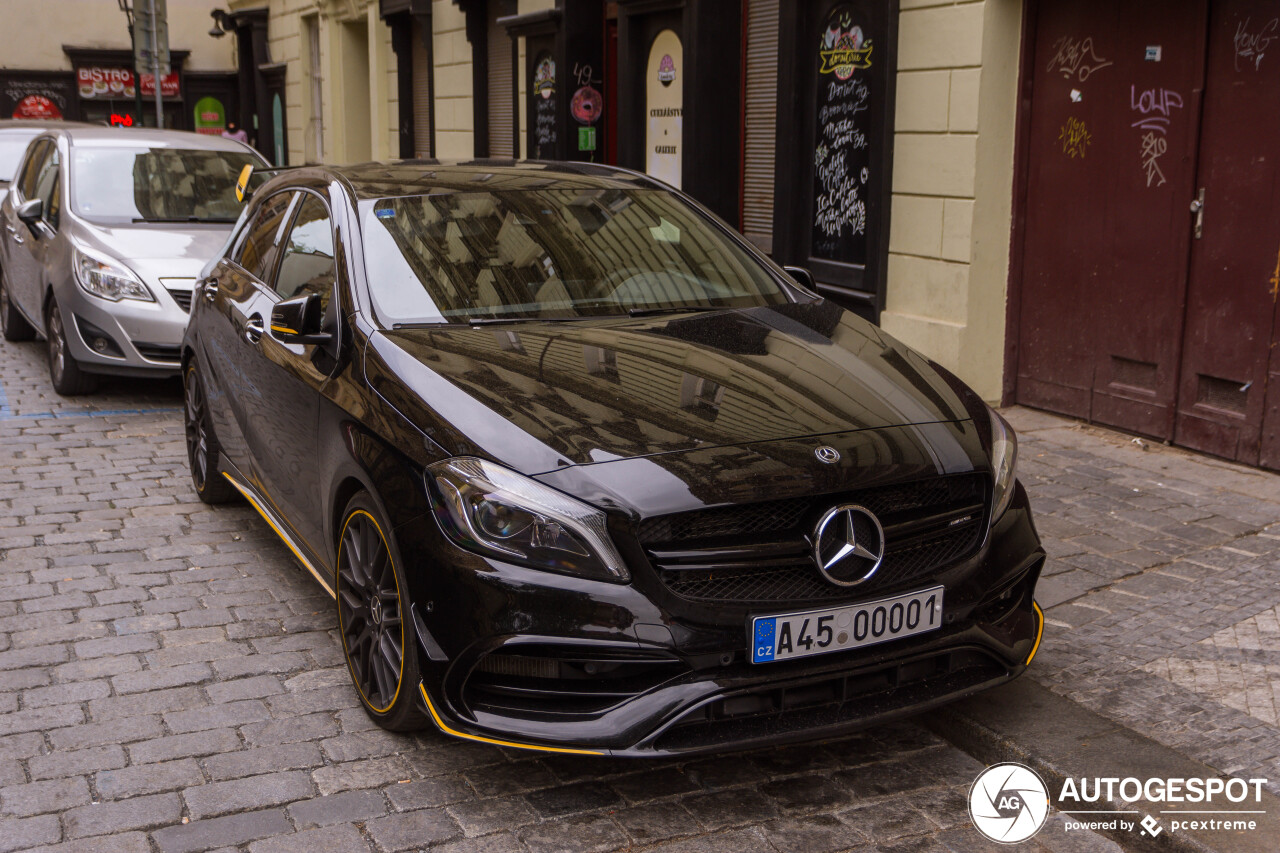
[
  {"xmin": 33, "ymin": 149, "xmax": 60, "ymax": 229},
  {"xmin": 44, "ymin": 172, "xmax": 60, "ymax": 231},
  {"xmin": 274, "ymin": 195, "xmax": 335, "ymax": 309},
  {"xmin": 16, "ymin": 140, "xmax": 50, "ymax": 200},
  {"xmin": 235, "ymin": 192, "xmax": 295, "ymax": 283}
]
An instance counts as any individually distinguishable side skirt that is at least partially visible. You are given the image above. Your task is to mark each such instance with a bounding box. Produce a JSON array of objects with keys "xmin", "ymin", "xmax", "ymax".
[{"xmin": 221, "ymin": 470, "xmax": 336, "ymax": 600}]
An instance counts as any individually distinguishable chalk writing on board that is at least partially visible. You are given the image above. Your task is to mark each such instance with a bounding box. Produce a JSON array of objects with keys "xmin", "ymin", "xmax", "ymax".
[{"xmin": 811, "ymin": 4, "xmax": 874, "ymax": 265}]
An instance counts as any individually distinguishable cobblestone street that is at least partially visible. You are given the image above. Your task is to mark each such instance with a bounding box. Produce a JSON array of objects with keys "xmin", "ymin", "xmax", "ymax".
[{"xmin": 1, "ymin": 328, "xmax": 1277, "ymax": 852}]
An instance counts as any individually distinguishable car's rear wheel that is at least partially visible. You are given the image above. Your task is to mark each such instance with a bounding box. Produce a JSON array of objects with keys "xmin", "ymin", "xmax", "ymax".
[
  {"xmin": 46, "ymin": 299, "xmax": 97, "ymax": 395},
  {"xmin": 336, "ymin": 492, "xmax": 427, "ymax": 731},
  {"xmin": 184, "ymin": 363, "xmax": 234, "ymax": 504},
  {"xmin": 0, "ymin": 275, "xmax": 35, "ymax": 342}
]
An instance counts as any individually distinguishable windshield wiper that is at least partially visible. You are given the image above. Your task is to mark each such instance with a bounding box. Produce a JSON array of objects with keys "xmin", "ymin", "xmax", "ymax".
[{"xmin": 626, "ymin": 305, "xmax": 722, "ymax": 317}]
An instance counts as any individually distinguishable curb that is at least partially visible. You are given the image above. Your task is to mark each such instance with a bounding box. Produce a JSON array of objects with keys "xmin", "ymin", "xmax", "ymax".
[{"xmin": 924, "ymin": 677, "xmax": 1278, "ymax": 853}]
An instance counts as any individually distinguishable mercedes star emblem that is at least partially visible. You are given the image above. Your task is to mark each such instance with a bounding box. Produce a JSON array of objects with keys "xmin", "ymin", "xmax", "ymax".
[
  {"xmin": 814, "ymin": 446, "xmax": 841, "ymax": 464},
  {"xmin": 812, "ymin": 504, "xmax": 886, "ymax": 586}
]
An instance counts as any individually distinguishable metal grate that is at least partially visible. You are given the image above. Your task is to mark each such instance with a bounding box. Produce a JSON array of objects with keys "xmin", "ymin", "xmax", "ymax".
[
  {"xmin": 133, "ymin": 343, "xmax": 181, "ymax": 363},
  {"xmin": 166, "ymin": 288, "xmax": 193, "ymax": 313},
  {"xmin": 642, "ymin": 475, "xmax": 987, "ymax": 604}
]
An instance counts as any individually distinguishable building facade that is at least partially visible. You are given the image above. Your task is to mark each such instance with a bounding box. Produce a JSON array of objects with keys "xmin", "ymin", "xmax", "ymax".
[
  {"xmin": 0, "ymin": 0, "xmax": 240, "ymax": 133},
  {"xmin": 57, "ymin": 0, "xmax": 1274, "ymax": 470}
]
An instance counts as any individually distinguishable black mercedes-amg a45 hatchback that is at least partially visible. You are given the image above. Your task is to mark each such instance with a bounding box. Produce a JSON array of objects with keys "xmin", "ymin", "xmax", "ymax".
[{"xmin": 182, "ymin": 160, "xmax": 1045, "ymax": 756}]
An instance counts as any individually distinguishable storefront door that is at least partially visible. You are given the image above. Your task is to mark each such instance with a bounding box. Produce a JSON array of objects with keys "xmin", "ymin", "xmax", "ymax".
[{"xmin": 1013, "ymin": 0, "xmax": 1280, "ymax": 468}]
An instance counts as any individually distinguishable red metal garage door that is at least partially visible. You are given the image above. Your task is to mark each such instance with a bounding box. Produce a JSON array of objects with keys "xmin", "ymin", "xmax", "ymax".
[{"xmin": 1015, "ymin": 0, "xmax": 1280, "ymax": 470}]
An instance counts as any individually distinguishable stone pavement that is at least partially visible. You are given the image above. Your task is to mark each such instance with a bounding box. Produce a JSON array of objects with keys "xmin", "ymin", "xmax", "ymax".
[
  {"xmin": 1006, "ymin": 408, "xmax": 1280, "ymax": 793},
  {"xmin": 0, "ymin": 323, "xmax": 1274, "ymax": 852}
]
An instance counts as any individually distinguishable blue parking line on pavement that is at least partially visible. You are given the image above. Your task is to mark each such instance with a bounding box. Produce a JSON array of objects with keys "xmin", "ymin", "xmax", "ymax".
[{"xmin": 0, "ymin": 378, "xmax": 181, "ymax": 421}]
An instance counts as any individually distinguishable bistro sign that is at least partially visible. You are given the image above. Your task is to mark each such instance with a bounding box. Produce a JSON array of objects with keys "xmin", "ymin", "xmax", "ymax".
[{"xmin": 77, "ymin": 66, "xmax": 179, "ymax": 99}]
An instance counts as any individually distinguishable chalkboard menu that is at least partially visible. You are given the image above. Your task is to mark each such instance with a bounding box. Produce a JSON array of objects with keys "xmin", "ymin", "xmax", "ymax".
[
  {"xmin": 531, "ymin": 52, "xmax": 557, "ymax": 160},
  {"xmin": 810, "ymin": 3, "xmax": 874, "ymax": 266}
]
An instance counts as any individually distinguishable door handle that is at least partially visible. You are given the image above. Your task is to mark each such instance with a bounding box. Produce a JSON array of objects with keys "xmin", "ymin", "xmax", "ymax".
[
  {"xmin": 202, "ymin": 279, "xmax": 218, "ymax": 303},
  {"xmin": 1189, "ymin": 188, "xmax": 1205, "ymax": 239},
  {"xmin": 245, "ymin": 315, "xmax": 264, "ymax": 344}
]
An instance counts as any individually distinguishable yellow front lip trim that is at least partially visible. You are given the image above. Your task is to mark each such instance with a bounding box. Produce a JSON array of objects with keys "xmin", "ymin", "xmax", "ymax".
[
  {"xmin": 1026, "ymin": 601, "xmax": 1045, "ymax": 665},
  {"xmin": 418, "ymin": 683, "xmax": 603, "ymax": 755},
  {"xmin": 222, "ymin": 472, "xmax": 335, "ymax": 599}
]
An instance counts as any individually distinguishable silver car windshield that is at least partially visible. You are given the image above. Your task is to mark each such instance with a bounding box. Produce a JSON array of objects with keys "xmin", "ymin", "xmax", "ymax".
[
  {"xmin": 361, "ymin": 189, "xmax": 789, "ymax": 324},
  {"xmin": 71, "ymin": 146, "xmax": 261, "ymax": 224}
]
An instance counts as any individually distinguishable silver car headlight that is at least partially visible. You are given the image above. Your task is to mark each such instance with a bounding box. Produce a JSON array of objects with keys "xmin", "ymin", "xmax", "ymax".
[
  {"xmin": 74, "ymin": 248, "xmax": 153, "ymax": 303},
  {"xmin": 427, "ymin": 457, "xmax": 629, "ymax": 583},
  {"xmin": 989, "ymin": 408, "xmax": 1018, "ymax": 523}
]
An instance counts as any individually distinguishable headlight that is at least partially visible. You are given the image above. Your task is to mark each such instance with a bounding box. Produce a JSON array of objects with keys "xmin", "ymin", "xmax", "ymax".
[
  {"xmin": 427, "ymin": 457, "xmax": 629, "ymax": 582},
  {"xmin": 74, "ymin": 248, "xmax": 153, "ymax": 302},
  {"xmin": 989, "ymin": 408, "xmax": 1018, "ymax": 522}
]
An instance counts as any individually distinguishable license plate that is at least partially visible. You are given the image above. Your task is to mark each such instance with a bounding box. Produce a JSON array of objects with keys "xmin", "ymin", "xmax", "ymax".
[{"xmin": 750, "ymin": 586, "xmax": 945, "ymax": 664}]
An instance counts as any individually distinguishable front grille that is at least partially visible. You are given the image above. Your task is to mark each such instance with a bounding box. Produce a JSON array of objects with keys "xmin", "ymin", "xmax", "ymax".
[
  {"xmin": 641, "ymin": 474, "xmax": 987, "ymax": 604},
  {"xmin": 166, "ymin": 288, "xmax": 193, "ymax": 313},
  {"xmin": 133, "ymin": 342, "xmax": 181, "ymax": 363},
  {"xmin": 464, "ymin": 645, "xmax": 688, "ymax": 717},
  {"xmin": 653, "ymin": 648, "xmax": 1007, "ymax": 752}
]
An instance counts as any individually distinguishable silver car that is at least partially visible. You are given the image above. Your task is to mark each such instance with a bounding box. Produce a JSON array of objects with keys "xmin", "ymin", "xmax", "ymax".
[{"xmin": 0, "ymin": 127, "xmax": 265, "ymax": 394}]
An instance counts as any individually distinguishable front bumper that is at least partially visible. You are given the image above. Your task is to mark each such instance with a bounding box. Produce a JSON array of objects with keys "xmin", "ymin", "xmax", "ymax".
[
  {"xmin": 404, "ymin": 482, "xmax": 1045, "ymax": 757},
  {"xmin": 56, "ymin": 279, "xmax": 190, "ymax": 376}
]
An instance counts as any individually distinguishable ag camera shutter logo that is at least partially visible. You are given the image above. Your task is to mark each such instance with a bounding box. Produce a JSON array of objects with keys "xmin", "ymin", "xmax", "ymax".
[{"xmin": 969, "ymin": 763, "xmax": 1051, "ymax": 844}]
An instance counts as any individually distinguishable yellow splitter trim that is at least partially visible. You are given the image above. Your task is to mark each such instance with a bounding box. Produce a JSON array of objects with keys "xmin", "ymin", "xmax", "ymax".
[
  {"xmin": 222, "ymin": 473, "xmax": 335, "ymax": 599},
  {"xmin": 1026, "ymin": 601, "xmax": 1045, "ymax": 665},
  {"xmin": 418, "ymin": 683, "xmax": 603, "ymax": 755}
]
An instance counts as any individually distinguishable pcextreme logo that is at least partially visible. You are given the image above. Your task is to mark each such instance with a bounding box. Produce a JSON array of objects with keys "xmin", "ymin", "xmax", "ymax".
[{"xmin": 968, "ymin": 763, "xmax": 1051, "ymax": 844}]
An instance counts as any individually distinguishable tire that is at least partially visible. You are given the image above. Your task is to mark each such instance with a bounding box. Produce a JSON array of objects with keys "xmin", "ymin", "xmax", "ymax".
[
  {"xmin": 46, "ymin": 299, "xmax": 97, "ymax": 395},
  {"xmin": 183, "ymin": 363, "xmax": 234, "ymax": 504},
  {"xmin": 336, "ymin": 492, "xmax": 428, "ymax": 731},
  {"xmin": 0, "ymin": 273, "xmax": 35, "ymax": 342}
]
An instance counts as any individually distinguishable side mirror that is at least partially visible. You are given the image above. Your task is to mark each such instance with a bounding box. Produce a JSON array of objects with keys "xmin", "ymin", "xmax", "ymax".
[
  {"xmin": 782, "ymin": 265, "xmax": 816, "ymax": 292},
  {"xmin": 16, "ymin": 198, "xmax": 43, "ymax": 229},
  {"xmin": 270, "ymin": 293, "xmax": 332, "ymax": 345}
]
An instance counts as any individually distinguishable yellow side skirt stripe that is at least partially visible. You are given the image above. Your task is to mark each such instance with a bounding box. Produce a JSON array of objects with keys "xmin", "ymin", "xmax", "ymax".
[
  {"xmin": 1026, "ymin": 601, "xmax": 1045, "ymax": 665},
  {"xmin": 222, "ymin": 472, "xmax": 336, "ymax": 599},
  {"xmin": 418, "ymin": 683, "xmax": 603, "ymax": 755}
]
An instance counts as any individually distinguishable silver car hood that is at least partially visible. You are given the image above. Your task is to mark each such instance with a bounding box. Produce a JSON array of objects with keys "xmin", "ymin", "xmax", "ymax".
[{"xmin": 74, "ymin": 218, "xmax": 235, "ymax": 290}]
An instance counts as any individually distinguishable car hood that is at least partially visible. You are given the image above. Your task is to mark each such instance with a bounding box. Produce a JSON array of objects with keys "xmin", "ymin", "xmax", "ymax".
[
  {"xmin": 75, "ymin": 219, "xmax": 235, "ymax": 288},
  {"xmin": 367, "ymin": 301, "xmax": 975, "ymax": 476}
]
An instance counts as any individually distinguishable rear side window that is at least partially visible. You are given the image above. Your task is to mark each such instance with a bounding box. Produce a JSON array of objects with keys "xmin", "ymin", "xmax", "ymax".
[{"xmin": 236, "ymin": 192, "xmax": 295, "ymax": 283}]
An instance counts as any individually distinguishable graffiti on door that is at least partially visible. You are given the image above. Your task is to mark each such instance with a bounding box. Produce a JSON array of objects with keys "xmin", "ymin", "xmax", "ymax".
[
  {"xmin": 1046, "ymin": 35, "xmax": 1114, "ymax": 81},
  {"xmin": 1059, "ymin": 116, "xmax": 1092, "ymax": 158},
  {"xmin": 1233, "ymin": 17, "xmax": 1278, "ymax": 71}
]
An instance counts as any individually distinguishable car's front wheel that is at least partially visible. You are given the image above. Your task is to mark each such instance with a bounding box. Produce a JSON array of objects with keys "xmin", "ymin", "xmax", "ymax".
[
  {"xmin": 336, "ymin": 492, "xmax": 427, "ymax": 731},
  {"xmin": 46, "ymin": 299, "xmax": 97, "ymax": 395},
  {"xmin": 183, "ymin": 363, "xmax": 234, "ymax": 504},
  {"xmin": 0, "ymin": 274, "xmax": 35, "ymax": 342}
]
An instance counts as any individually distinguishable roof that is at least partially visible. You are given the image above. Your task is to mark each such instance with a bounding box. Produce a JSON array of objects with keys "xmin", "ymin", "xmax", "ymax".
[
  {"xmin": 62, "ymin": 126, "xmax": 259, "ymax": 154},
  {"xmin": 318, "ymin": 159, "xmax": 668, "ymax": 200},
  {"xmin": 0, "ymin": 119, "xmax": 90, "ymax": 132}
]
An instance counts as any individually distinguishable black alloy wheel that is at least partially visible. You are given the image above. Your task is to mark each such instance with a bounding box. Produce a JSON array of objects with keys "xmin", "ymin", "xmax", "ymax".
[
  {"xmin": 183, "ymin": 364, "xmax": 233, "ymax": 504},
  {"xmin": 337, "ymin": 493, "xmax": 426, "ymax": 731},
  {"xmin": 45, "ymin": 299, "xmax": 96, "ymax": 395},
  {"xmin": 0, "ymin": 275, "xmax": 35, "ymax": 341}
]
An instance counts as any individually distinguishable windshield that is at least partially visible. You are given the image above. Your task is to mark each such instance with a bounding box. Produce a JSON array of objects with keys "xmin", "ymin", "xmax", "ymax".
[
  {"xmin": 361, "ymin": 189, "xmax": 790, "ymax": 324},
  {"xmin": 71, "ymin": 146, "xmax": 263, "ymax": 223},
  {"xmin": 0, "ymin": 131, "xmax": 41, "ymax": 182}
]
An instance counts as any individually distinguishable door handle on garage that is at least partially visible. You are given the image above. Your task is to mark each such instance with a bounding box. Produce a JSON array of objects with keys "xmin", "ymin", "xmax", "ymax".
[{"xmin": 245, "ymin": 315, "xmax": 264, "ymax": 344}]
